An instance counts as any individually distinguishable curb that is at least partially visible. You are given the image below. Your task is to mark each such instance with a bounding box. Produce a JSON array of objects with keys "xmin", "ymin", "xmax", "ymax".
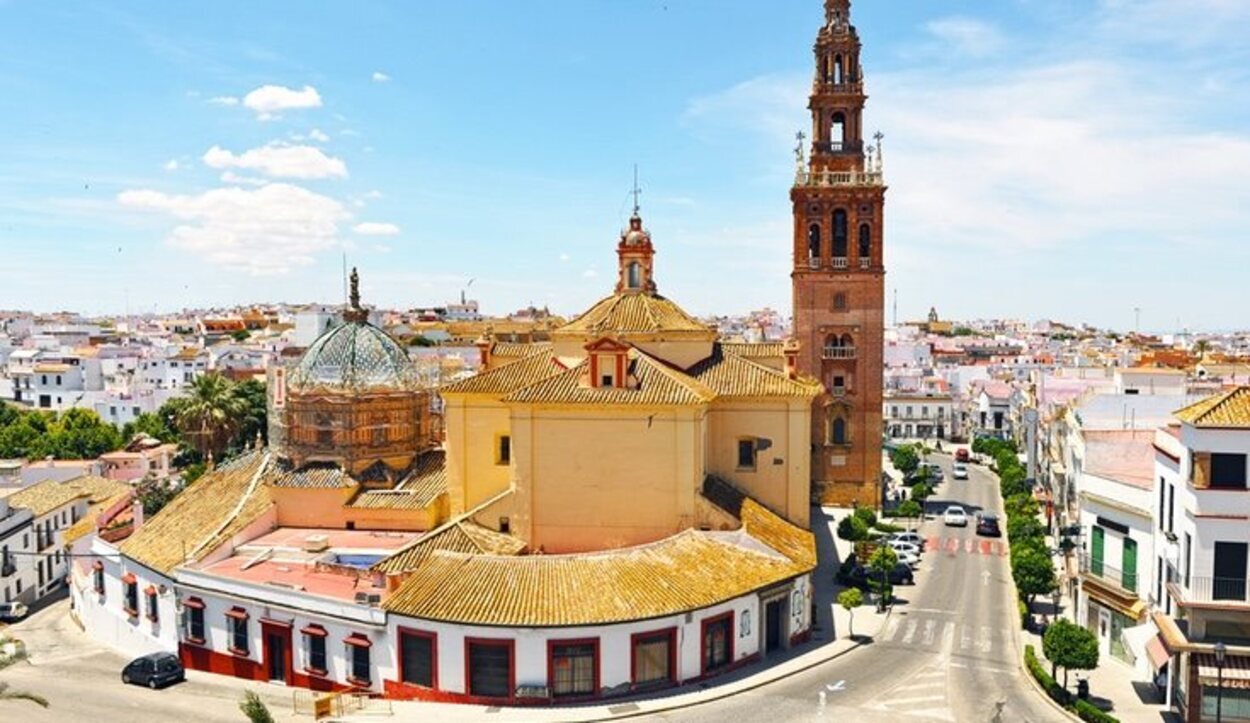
[
  {"xmin": 591, "ymin": 607, "xmax": 893, "ymax": 722},
  {"xmin": 1018, "ymin": 648, "xmax": 1082, "ymax": 723}
]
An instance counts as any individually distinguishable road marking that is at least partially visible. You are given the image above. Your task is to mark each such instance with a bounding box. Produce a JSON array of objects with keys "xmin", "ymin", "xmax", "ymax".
[
  {"xmin": 964, "ymin": 538, "xmax": 974, "ymax": 553},
  {"xmin": 960, "ymin": 625, "xmax": 972, "ymax": 651},
  {"xmin": 902, "ymin": 620, "xmax": 918, "ymax": 644},
  {"xmin": 922, "ymin": 619, "xmax": 936, "ymax": 646},
  {"xmin": 979, "ymin": 626, "xmax": 993, "ymax": 654},
  {"xmin": 940, "ymin": 621, "xmax": 955, "ymax": 658},
  {"xmin": 982, "ymin": 569, "xmax": 991, "ymax": 587},
  {"xmin": 884, "ymin": 694, "xmax": 947, "ymax": 705},
  {"xmin": 883, "ymin": 617, "xmax": 902, "ymax": 642},
  {"xmin": 913, "ymin": 668, "xmax": 945, "ymax": 680},
  {"xmin": 826, "ymin": 680, "xmax": 846, "ymax": 692}
]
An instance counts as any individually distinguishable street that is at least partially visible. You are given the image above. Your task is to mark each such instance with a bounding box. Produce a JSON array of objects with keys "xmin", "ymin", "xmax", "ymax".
[
  {"xmin": 0, "ymin": 595, "xmax": 294, "ymax": 722},
  {"xmin": 655, "ymin": 453, "xmax": 1067, "ymax": 723}
]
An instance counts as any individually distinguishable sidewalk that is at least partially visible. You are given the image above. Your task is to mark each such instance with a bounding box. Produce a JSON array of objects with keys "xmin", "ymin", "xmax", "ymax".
[{"xmin": 335, "ymin": 507, "xmax": 890, "ymax": 723}]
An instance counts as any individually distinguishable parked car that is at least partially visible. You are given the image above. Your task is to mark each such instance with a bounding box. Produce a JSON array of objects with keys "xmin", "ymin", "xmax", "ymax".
[
  {"xmin": 848, "ymin": 562, "xmax": 915, "ymax": 587},
  {"xmin": 121, "ymin": 652, "xmax": 185, "ymax": 689},
  {"xmin": 0, "ymin": 602, "xmax": 28, "ymax": 621},
  {"xmin": 889, "ymin": 531, "xmax": 926, "ymax": 550},
  {"xmin": 952, "ymin": 462, "xmax": 969, "ymax": 480},
  {"xmin": 943, "ymin": 505, "xmax": 969, "ymax": 527},
  {"xmin": 925, "ymin": 464, "xmax": 945, "ymax": 482},
  {"xmin": 955, "ymin": 448, "xmax": 970, "ymax": 463},
  {"xmin": 888, "ymin": 540, "xmax": 922, "ymax": 558},
  {"xmin": 976, "ymin": 514, "xmax": 1002, "ymax": 537}
]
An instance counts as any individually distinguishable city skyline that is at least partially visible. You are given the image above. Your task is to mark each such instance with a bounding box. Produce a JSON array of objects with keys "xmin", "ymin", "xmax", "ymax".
[{"xmin": 2, "ymin": 0, "xmax": 1248, "ymax": 330}]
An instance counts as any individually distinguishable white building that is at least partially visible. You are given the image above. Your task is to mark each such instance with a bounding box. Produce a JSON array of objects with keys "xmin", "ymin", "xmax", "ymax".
[
  {"xmin": 884, "ymin": 392, "xmax": 957, "ymax": 440},
  {"xmin": 1115, "ymin": 368, "xmax": 1187, "ymax": 397},
  {"xmin": 138, "ymin": 347, "xmax": 208, "ymax": 391},
  {"xmin": 0, "ymin": 493, "xmax": 35, "ymax": 607}
]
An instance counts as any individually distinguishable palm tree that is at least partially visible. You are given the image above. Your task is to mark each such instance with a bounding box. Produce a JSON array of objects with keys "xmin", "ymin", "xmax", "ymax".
[
  {"xmin": 176, "ymin": 374, "xmax": 247, "ymax": 462},
  {"xmin": 0, "ymin": 681, "xmax": 49, "ymax": 708}
]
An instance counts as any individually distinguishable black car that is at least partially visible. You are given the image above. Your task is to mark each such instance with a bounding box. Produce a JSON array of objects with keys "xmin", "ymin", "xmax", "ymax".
[
  {"xmin": 848, "ymin": 562, "xmax": 915, "ymax": 587},
  {"xmin": 976, "ymin": 514, "xmax": 1002, "ymax": 537},
  {"xmin": 122, "ymin": 652, "xmax": 185, "ymax": 689}
]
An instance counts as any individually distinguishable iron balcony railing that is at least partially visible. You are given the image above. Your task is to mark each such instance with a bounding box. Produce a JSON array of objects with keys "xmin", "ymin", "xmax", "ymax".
[
  {"xmin": 1173, "ymin": 575, "xmax": 1250, "ymax": 604},
  {"xmin": 1080, "ymin": 554, "xmax": 1139, "ymax": 594}
]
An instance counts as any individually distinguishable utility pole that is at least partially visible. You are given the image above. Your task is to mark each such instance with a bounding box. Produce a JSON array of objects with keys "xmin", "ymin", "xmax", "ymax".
[
  {"xmin": 1133, "ymin": 307, "xmax": 1141, "ymax": 336},
  {"xmin": 893, "ymin": 289, "xmax": 898, "ymax": 328}
]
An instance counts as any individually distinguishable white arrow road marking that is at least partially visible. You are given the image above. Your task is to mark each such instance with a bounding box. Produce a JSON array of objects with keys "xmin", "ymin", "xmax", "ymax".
[
  {"xmin": 979, "ymin": 626, "xmax": 993, "ymax": 654},
  {"xmin": 826, "ymin": 680, "xmax": 846, "ymax": 692},
  {"xmin": 982, "ymin": 569, "xmax": 992, "ymax": 587}
]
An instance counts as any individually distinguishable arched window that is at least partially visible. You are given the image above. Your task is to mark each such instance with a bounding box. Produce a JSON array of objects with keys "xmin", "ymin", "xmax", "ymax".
[
  {"xmin": 822, "ymin": 56, "xmax": 830, "ymax": 83},
  {"xmin": 840, "ymin": 333, "xmax": 854, "ymax": 348},
  {"xmin": 831, "ymin": 416, "xmax": 847, "ymax": 445},
  {"xmin": 833, "ymin": 292, "xmax": 846, "ymax": 310},
  {"xmin": 831, "ymin": 113, "xmax": 846, "ymax": 151},
  {"xmin": 834, "ymin": 55, "xmax": 844, "ymax": 84},
  {"xmin": 833, "ymin": 210, "xmax": 848, "ymax": 257},
  {"xmin": 808, "ymin": 223, "xmax": 822, "ymax": 261},
  {"xmin": 858, "ymin": 223, "xmax": 871, "ymax": 260},
  {"xmin": 825, "ymin": 334, "xmax": 842, "ymax": 349},
  {"xmin": 627, "ymin": 262, "xmax": 642, "ymax": 289}
]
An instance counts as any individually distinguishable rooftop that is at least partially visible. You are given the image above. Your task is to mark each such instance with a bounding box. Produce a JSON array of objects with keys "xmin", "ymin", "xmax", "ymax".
[
  {"xmin": 1082, "ymin": 430, "xmax": 1156, "ymax": 489},
  {"xmin": 1175, "ymin": 387, "xmax": 1250, "ymax": 428}
]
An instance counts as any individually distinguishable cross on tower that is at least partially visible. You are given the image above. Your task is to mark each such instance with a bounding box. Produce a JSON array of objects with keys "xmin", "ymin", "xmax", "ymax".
[{"xmin": 631, "ymin": 165, "xmax": 642, "ymax": 216}]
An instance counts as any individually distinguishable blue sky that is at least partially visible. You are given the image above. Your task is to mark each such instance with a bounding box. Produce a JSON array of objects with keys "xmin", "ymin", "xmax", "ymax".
[{"xmin": 1, "ymin": 0, "xmax": 1248, "ymax": 332}]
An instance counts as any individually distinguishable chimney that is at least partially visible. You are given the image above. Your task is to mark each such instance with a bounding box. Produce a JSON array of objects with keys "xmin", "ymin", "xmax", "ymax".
[
  {"xmin": 475, "ymin": 336, "xmax": 493, "ymax": 369},
  {"xmin": 131, "ymin": 496, "xmax": 145, "ymax": 531},
  {"xmin": 783, "ymin": 338, "xmax": 801, "ymax": 380}
]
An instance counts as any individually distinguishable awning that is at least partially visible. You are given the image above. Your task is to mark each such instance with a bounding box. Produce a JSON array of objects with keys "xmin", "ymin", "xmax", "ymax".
[
  {"xmin": 121, "ymin": 572, "xmax": 137, "ymax": 585},
  {"xmin": 1123, "ymin": 623, "xmax": 1158, "ymax": 668},
  {"xmin": 300, "ymin": 625, "xmax": 328, "ymax": 638},
  {"xmin": 225, "ymin": 607, "xmax": 249, "ymax": 620},
  {"xmin": 344, "ymin": 633, "xmax": 372, "ymax": 648},
  {"xmin": 182, "ymin": 597, "xmax": 205, "ymax": 610},
  {"xmin": 1146, "ymin": 636, "xmax": 1170, "ymax": 671},
  {"xmin": 1195, "ymin": 653, "xmax": 1250, "ymax": 689},
  {"xmin": 144, "ymin": 585, "xmax": 157, "ymax": 596}
]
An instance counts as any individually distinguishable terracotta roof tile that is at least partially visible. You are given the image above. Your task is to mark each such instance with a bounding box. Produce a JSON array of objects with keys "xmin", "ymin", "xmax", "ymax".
[
  {"xmin": 8, "ymin": 475, "xmax": 130, "ymax": 518},
  {"xmin": 688, "ymin": 344, "xmax": 820, "ymax": 399},
  {"xmin": 440, "ymin": 351, "xmax": 564, "ymax": 396},
  {"xmin": 1175, "ymin": 387, "xmax": 1250, "ymax": 428},
  {"xmin": 349, "ymin": 450, "xmax": 447, "ymax": 510},
  {"xmin": 373, "ymin": 519, "xmax": 526, "ymax": 574},
  {"xmin": 720, "ymin": 342, "xmax": 786, "ymax": 359},
  {"xmin": 492, "ymin": 342, "xmax": 551, "ymax": 359},
  {"xmin": 555, "ymin": 293, "xmax": 712, "ymax": 337},
  {"xmin": 503, "ymin": 350, "xmax": 715, "ymax": 407}
]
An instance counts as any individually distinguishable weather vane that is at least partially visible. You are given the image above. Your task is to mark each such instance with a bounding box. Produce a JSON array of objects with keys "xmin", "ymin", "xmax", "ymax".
[{"xmin": 631, "ymin": 164, "xmax": 642, "ymax": 216}]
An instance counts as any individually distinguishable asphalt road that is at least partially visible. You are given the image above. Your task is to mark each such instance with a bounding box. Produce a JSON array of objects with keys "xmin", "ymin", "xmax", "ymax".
[
  {"xmin": 653, "ymin": 454, "xmax": 1067, "ymax": 723},
  {"xmin": 0, "ymin": 596, "xmax": 293, "ymax": 723}
]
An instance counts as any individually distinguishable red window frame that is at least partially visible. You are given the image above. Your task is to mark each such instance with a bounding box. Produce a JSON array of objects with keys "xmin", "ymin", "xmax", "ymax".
[
  {"xmin": 122, "ymin": 574, "xmax": 139, "ymax": 617},
  {"xmin": 226, "ymin": 607, "xmax": 250, "ymax": 656},
  {"xmin": 344, "ymin": 633, "xmax": 372, "ymax": 687},
  {"xmin": 144, "ymin": 585, "xmax": 159, "ymax": 622},
  {"xmin": 397, "ymin": 627, "xmax": 438, "ymax": 690},
  {"xmin": 630, "ymin": 626, "xmax": 678, "ymax": 688},
  {"xmin": 700, "ymin": 611, "xmax": 735, "ymax": 675},
  {"xmin": 464, "ymin": 637, "xmax": 515, "ymax": 702},
  {"xmin": 547, "ymin": 637, "xmax": 600, "ymax": 700},
  {"xmin": 300, "ymin": 624, "xmax": 329, "ymax": 676},
  {"xmin": 183, "ymin": 597, "xmax": 205, "ymax": 644}
]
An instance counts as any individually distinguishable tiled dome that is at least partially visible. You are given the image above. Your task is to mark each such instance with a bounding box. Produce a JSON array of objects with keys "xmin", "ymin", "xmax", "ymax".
[{"xmin": 289, "ymin": 321, "xmax": 417, "ymax": 391}]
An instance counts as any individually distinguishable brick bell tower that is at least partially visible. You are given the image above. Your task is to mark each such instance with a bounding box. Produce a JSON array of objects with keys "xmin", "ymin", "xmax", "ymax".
[{"xmin": 791, "ymin": 0, "xmax": 886, "ymax": 508}]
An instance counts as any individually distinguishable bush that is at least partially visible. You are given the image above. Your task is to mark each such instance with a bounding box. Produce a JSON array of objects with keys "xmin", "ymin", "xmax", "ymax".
[
  {"xmin": 1008, "ymin": 514, "xmax": 1046, "ymax": 543},
  {"xmin": 853, "ymin": 506, "xmax": 878, "ymax": 528},
  {"xmin": 837, "ymin": 515, "xmax": 870, "ymax": 542},
  {"xmin": 1024, "ymin": 644, "xmax": 1071, "ymax": 706},
  {"xmin": 1018, "ymin": 598, "xmax": 1030, "ymax": 630},
  {"xmin": 897, "ymin": 499, "xmax": 923, "ymax": 520},
  {"xmin": 1073, "ymin": 699, "xmax": 1119, "ymax": 723},
  {"xmin": 873, "ymin": 520, "xmax": 904, "ymax": 534},
  {"xmin": 1004, "ymin": 492, "xmax": 1040, "ymax": 520},
  {"xmin": 239, "ymin": 691, "xmax": 275, "ymax": 723}
]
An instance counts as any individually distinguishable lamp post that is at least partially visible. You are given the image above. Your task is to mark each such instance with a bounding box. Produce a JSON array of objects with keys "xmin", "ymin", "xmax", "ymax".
[
  {"xmin": 1215, "ymin": 641, "xmax": 1227, "ymax": 723},
  {"xmin": 1051, "ymin": 588, "xmax": 1063, "ymax": 623}
]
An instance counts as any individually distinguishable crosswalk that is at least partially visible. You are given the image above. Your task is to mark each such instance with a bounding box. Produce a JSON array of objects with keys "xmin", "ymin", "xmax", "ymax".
[
  {"xmin": 878, "ymin": 614, "xmax": 1010, "ymax": 660},
  {"xmin": 924, "ymin": 536, "xmax": 1008, "ymax": 556}
]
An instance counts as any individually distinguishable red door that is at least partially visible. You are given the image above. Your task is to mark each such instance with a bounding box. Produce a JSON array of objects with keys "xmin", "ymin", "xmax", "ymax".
[{"xmin": 261, "ymin": 621, "xmax": 293, "ymax": 685}]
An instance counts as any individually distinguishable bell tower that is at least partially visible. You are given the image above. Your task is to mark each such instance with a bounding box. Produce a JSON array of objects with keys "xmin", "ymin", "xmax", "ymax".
[{"xmin": 791, "ymin": 0, "xmax": 886, "ymax": 507}]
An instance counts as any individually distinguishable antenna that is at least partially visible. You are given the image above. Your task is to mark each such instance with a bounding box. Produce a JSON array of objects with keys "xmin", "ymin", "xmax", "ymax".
[
  {"xmin": 1133, "ymin": 307, "xmax": 1141, "ymax": 336},
  {"xmin": 342, "ymin": 252, "xmax": 348, "ymax": 306},
  {"xmin": 631, "ymin": 165, "xmax": 642, "ymax": 216},
  {"xmin": 893, "ymin": 288, "xmax": 898, "ymax": 328}
]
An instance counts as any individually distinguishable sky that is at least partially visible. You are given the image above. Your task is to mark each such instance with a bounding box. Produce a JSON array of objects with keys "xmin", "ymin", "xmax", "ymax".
[{"xmin": 1, "ymin": 0, "xmax": 1248, "ymax": 332}]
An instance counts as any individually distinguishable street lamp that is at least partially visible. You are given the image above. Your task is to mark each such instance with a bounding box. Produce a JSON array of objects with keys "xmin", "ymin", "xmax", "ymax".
[
  {"xmin": 1215, "ymin": 641, "xmax": 1227, "ymax": 723},
  {"xmin": 1051, "ymin": 588, "xmax": 1063, "ymax": 622}
]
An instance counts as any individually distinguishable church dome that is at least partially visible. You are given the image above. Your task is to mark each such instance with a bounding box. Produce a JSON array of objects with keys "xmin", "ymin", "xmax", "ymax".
[{"xmin": 289, "ymin": 320, "xmax": 417, "ymax": 392}]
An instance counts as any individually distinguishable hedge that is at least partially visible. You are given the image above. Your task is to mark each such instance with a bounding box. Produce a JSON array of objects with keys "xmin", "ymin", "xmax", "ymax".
[
  {"xmin": 873, "ymin": 520, "xmax": 904, "ymax": 534},
  {"xmin": 1074, "ymin": 700, "xmax": 1120, "ymax": 723},
  {"xmin": 1018, "ymin": 599, "xmax": 1030, "ymax": 630}
]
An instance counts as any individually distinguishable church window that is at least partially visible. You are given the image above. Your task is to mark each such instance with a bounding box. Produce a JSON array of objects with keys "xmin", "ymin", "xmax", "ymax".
[
  {"xmin": 833, "ymin": 293, "xmax": 846, "ymax": 310},
  {"xmin": 831, "ymin": 113, "xmax": 846, "ymax": 151},
  {"xmin": 832, "ymin": 210, "xmax": 848, "ymax": 257},
  {"xmin": 831, "ymin": 416, "xmax": 848, "ymax": 445},
  {"xmin": 858, "ymin": 223, "xmax": 871, "ymax": 260},
  {"xmin": 808, "ymin": 223, "xmax": 821, "ymax": 261},
  {"xmin": 627, "ymin": 262, "xmax": 642, "ymax": 289},
  {"xmin": 834, "ymin": 54, "xmax": 844, "ymax": 84},
  {"xmin": 495, "ymin": 435, "xmax": 511, "ymax": 466},
  {"xmin": 737, "ymin": 439, "xmax": 757, "ymax": 470}
]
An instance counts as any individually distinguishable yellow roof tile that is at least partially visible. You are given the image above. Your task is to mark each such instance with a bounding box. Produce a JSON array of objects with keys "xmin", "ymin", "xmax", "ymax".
[
  {"xmin": 492, "ymin": 341, "xmax": 551, "ymax": 358},
  {"xmin": 119, "ymin": 452, "xmax": 273, "ymax": 574},
  {"xmin": 8, "ymin": 475, "xmax": 130, "ymax": 518},
  {"xmin": 1175, "ymin": 386, "xmax": 1250, "ymax": 428},
  {"xmin": 373, "ymin": 520, "xmax": 526, "ymax": 574},
  {"xmin": 503, "ymin": 349, "xmax": 716, "ymax": 407},
  {"xmin": 689, "ymin": 344, "xmax": 820, "ymax": 399},
  {"xmin": 555, "ymin": 293, "xmax": 712, "ymax": 337},
  {"xmin": 720, "ymin": 341, "xmax": 786, "ymax": 359},
  {"xmin": 440, "ymin": 351, "xmax": 565, "ymax": 396},
  {"xmin": 349, "ymin": 450, "xmax": 447, "ymax": 510}
]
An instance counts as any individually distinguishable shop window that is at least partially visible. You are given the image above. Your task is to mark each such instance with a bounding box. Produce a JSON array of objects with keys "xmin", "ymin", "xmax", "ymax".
[
  {"xmin": 701, "ymin": 613, "xmax": 734, "ymax": 674},
  {"xmin": 631, "ymin": 629, "xmax": 675, "ymax": 687},
  {"xmin": 550, "ymin": 640, "xmax": 598, "ymax": 698}
]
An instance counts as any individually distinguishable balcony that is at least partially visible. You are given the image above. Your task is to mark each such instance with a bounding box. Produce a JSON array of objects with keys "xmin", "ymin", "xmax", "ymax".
[
  {"xmin": 823, "ymin": 346, "xmax": 857, "ymax": 360},
  {"xmin": 813, "ymin": 80, "xmax": 864, "ymax": 95},
  {"xmin": 1169, "ymin": 575, "xmax": 1250, "ymax": 607},
  {"xmin": 795, "ymin": 169, "xmax": 884, "ymax": 188},
  {"xmin": 859, "ymin": 258, "xmax": 872, "ymax": 269},
  {"xmin": 1, "ymin": 561, "xmax": 15, "ymax": 577},
  {"xmin": 808, "ymin": 257, "xmax": 820, "ymax": 270},
  {"xmin": 1080, "ymin": 554, "xmax": 1139, "ymax": 595},
  {"xmin": 832, "ymin": 257, "xmax": 849, "ymax": 270}
]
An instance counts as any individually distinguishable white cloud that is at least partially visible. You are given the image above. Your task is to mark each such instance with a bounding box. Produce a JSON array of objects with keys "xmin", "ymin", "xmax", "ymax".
[
  {"xmin": 308, "ymin": 128, "xmax": 330, "ymax": 143},
  {"xmin": 371, "ymin": 71, "xmax": 391, "ymax": 83},
  {"xmin": 242, "ymin": 84, "xmax": 322, "ymax": 120},
  {"xmin": 353, "ymin": 222, "xmax": 400, "ymax": 236},
  {"xmin": 163, "ymin": 159, "xmax": 179, "ymax": 171},
  {"xmin": 118, "ymin": 183, "xmax": 350, "ymax": 275},
  {"xmin": 219, "ymin": 171, "xmax": 268, "ymax": 187},
  {"xmin": 924, "ymin": 17, "xmax": 1005, "ymax": 57},
  {"xmin": 207, "ymin": 95, "xmax": 239, "ymax": 106},
  {"xmin": 559, "ymin": 253, "xmax": 571, "ymax": 262},
  {"xmin": 202, "ymin": 143, "xmax": 347, "ymax": 179}
]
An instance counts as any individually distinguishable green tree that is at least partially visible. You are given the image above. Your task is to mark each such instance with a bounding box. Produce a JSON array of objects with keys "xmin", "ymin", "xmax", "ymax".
[
  {"xmin": 42, "ymin": 408, "xmax": 121, "ymax": 459},
  {"xmin": 121, "ymin": 412, "xmax": 179, "ymax": 445},
  {"xmin": 837, "ymin": 514, "xmax": 869, "ymax": 542},
  {"xmin": 868, "ymin": 546, "xmax": 899, "ymax": 610},
  {"xmin": 853, "ymin": 505, "xmax": 877, "ymax": 528},
  {"xmin": 1012, "ymin": 545, "xmax": 1058, "ymax": 606},
  {"xmin": 136, "ymin": 478, "xmax": 182, "ymax": 517},
  {"xmin": 897, "ymin": 499, "xmax": 923, "ymax": 525},
  {"xmin": 1042, "ymin": 618, "xmax": 1099, "ymax": 689},
  {"xmin": 408, "ymin": 335, "xmax": 436, "ymax": 347},
  {"xmin": 1007, "ymin": 514, "xmax": 1045, "ymax": 543},
  {"xmin": 890, "ymin": 445, "xmax": 920, "ymax": 475},
  {"xmin": 0, "ymin": 681, "xmax": 49, "ymax": 708},
  {"xmin": 911, "ymin": 482, "xmax": 933, "ymax": 503},
  {"xmin": 228, "ymin": 378, "xmax": 268, "ymax": 454},
  {"xmin": 176, "ymin": 374, "xmax": 246, "ymax": 461},
  {"xmin": 838, "ymin": 588, "xmax": 864, "ymax": 638},
  {"xmin": 239, "ymin": 691, "xmax": 275, "ymax": 723},
  {"xmin": 230, "ymin": 329, "xmax": 251, "ymax": 342}
]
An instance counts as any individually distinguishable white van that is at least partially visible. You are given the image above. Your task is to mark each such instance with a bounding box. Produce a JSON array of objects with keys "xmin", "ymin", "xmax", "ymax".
[{"xmin": 0, "ymin": 601, "xmax": 28, "ymax": 621}]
